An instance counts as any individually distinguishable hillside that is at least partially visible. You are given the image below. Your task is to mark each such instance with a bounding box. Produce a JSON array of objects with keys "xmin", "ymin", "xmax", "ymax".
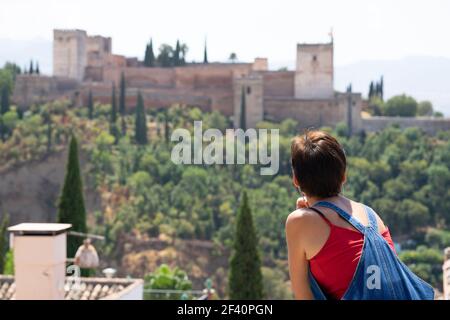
[{"xmin": 0, "ymin": 99, "xmax": 449, "ymax": 297}]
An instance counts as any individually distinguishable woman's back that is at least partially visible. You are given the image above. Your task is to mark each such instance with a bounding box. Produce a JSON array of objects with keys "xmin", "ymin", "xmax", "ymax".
[
  {"xmin": 302, "ymin": 198, "xmax": 396, "ymax": 299},
  {"xmin": 286, "ymin": 130, "xmax": 434, "ymax": 300}
]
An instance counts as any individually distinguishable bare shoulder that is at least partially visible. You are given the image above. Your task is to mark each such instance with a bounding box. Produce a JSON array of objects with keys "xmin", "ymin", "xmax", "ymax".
[
  {"xmin": 285, "ymin": 208, "xmax": 317, "ymax": 230},
  {"xmin": 357, "ymin": 202, "xmax": 388, "ymax": 232}
]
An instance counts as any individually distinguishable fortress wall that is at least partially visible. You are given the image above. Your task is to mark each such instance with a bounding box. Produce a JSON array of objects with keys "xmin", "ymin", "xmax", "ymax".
[
  {"xmin": 12, "ymin": 75, "xmax": 79, "ymax": 109},
  {"xmin": 84, "ymin": 66, "xmax": 104, "ymax": 82},
  {"xmin": 79, "ymin": 84, "xmax": 214, "ymax": 112},
  {"xmin": 262, "ymin": 71, "xmax": 295, "ymax": 97},
  {"xmin": 174, "ymin": 64, "xmax": 252, "ymax": 90},
  {"xmin": 264, "ymin": 98, "xmax": 347, "ymax": 129},
  {"xmin": 362, "ymin": 117, "xmax": 450, "ymax": 135},
  {"xmin": 103, "ymin": 67, "xmax": 176, "ymax": 88},
  {"xmin": 210, "ymin": 93, "xmax": 234, "ymax": 116},
  {"xmin": 102, "ymin": 64, "xmax": 253, "ymax": 90},
  {"xmin": 175, "ymin": 67, "xmax": 233, "ymax": 90}
]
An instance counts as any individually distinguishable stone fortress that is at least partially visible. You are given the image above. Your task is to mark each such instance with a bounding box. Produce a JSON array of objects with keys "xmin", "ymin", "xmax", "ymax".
[{"xmin": 12, "ymin": 29, "xmax": 450, "ymax": 134}]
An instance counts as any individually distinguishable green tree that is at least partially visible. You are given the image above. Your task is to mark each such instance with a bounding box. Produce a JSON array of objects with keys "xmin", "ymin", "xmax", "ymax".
[
  {"xmin": 367, "ymin": 96, "xmax": 384, "ymax": 115},
  {"xmin": 119, "ymin": 72, "xmax": 127, "ymax": 135},
  {"xmin": 239, "ymin": 87, "xmax": 246, "ymax": 130},
  {"xmin": 379, "ymin": 76, "xmax": 384, "ymax": 101},
  {"xmin": 87, "ymin": 90, "xmax": 93, "ymax": 120},
  {"xmin": 135, "ymin": 91, "xmax": 148, "ymax": 145},
  {"xmin": 203, "ymin": 40, "xmax": 208, "ymax": 64},
  {"xmin": 228, "ymin": 191, "xmax": 264, "ymax": 299},
  {"xmin": 399, "ymin": 246, "xmax": 443, "ymax": 289},
  {"xmin": 57, "ymin": 136, "xmax": 87, "ymax": 258},
  {"xmin": 1, "ymin": 85, "xmax": 9, "ymax": 115},
  {"xmin": 144, "ymin": 264, "xmax": 192, "ymax": 300},
  {"xmin": 157, "ymin": 44, "xmax": 174, "ymax": 68},
  {"xmin": 36, "ymin": 62, "xmax": 40, "ymax": 75},
  {"xmin": 144, "ymin": 43, "xmax": 150, "ymax": 66},
  {"xmin": 0, "ymin": 85, "xmax": 10, "ymax": 141},
  {"xmin": 0, "ymin": 214, "xmax": 9, "ymax": 273},
  {"xmin": 229, "ymin": 53, "xmax": 237, "ymax": 63},
  {"xmin": 3, "ymin": 250, "xmax": 14, "ymax": 275},
  {"xmin": 174, "ymin": 40, "xmax": 181, "ymax": 66},
  {"xmin": 144, "ymin": 39, "xmax": 156, "ymax": 67},
  {"xmin": 417, "ymin": 101, "xmax": 433, "ymax": 116},
  {"xmin": 29, "ymin": 60, "xmax": 34, "ymax": 74},
  {"xmin": 384, "ymin": 94, "xmax": 418, "ymax": 117},
  {"xmin": 148, "ymin": 39, "xmax": 155, "ymax": 67},
  {"xmin": 368, "ymin": 81, "xmax": 374, "ymax": 99},
  {"xmin": 179, "ymin": 43, "xmax": 188, "ymax": 65},
  {"xmin": 110, "ymin": 83, "xmax": 117, "ymax": 124},
  {"xmin": 110, "ymin": 83, "xmax": 119, "ymax": 141}
]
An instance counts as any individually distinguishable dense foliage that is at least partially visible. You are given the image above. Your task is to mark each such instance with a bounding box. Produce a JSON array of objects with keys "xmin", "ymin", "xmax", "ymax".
[
  {"xmin": 144, "ymin": 264, "xmax": 193, "ymax": 300},
  {"xmin": 0, "ymin": 93, "xmax": 449, "ymax": 292},
  {"xmin": 367, "ymin": 94, "xmax": 444, "ymax": 118}
]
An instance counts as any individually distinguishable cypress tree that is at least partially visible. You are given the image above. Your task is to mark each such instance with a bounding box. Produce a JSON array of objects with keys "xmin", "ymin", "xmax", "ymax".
[
  {"xmin": 369, "ymin": 81, "xmax": 374, "ymax": 99},
  {"xmin": 380, "ymin": 76, "xmax": 384, "ymax": 101},
  {"xmin": 239, "ymin": 87, "xmax": 246, "ymax": 130},
  {"xmin": 0, "ymin": 85, "xmax": 9, "ymax": 141},
  {"xmin": 374, "ymin": 82, "xmax": 379, "ymax": 98},
  {"xmin": 144, "ymin": 43, "xmax": 150, "ymax": 66},
  {"xmin": 110, "ymin": 83, "xmax": 119, "ymax": 141},
  {"xmin": 119, "ymin": 72, "xmax": 127, "ymax": 135},
  {"xmin": 111, "ymin": 83, "xmax": 117, "ymax": 124},
  {"xmin": 135, "ymin": 91, "xmax": 148, "ymax": 145},
  {"xmin": 119, "ymin": 72, "xmax": 126, "ymax": 115},
  {"xmin": 29, "ymin": 60, "xmax": 34, "ymax": 74},
  {"xmin": 174, "ymin": 40, "xmax": 181, "ymax": 66},
  {"xmin": 1, "ymin": 85, "xmax": 10, "ymax": 115},
  {"xmin": 0, "ymin": 213, "xmax": 9, "ymax": 274},
  {"xmin": 148, "ymin": 39, "xmax": 155, "ymax": 67},
  {"xmin": 36, "ymin": 62, "xmax": 40, "ymax": 75},
  {"xmin": 203, "ymin": 40, "xmax": 208, "ymax": 64},
  {"xmin": 164, "ymin": 111, "xmax": 170, "ymax": 143},
  {"xmin": 228, "ymin": 191, "xmax": 264, "ymax": 299},
  {"xmin": 87, "ymin": 90, "xmax": 94, "ymax": 120},
  {"xmin": 57, "ymin": 136, "xmax": 87, "ymax": 258}
]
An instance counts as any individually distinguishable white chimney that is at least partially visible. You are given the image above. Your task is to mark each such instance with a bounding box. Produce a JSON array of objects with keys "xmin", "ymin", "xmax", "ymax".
[{"xmin": 8, "ymin": 223, "xmax": 71, "ymax": 300}]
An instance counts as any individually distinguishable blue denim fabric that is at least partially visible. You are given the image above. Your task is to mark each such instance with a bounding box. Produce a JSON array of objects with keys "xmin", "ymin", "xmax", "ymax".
[{"xmin": 308, "ymin": 201, "xmax": 435, "ymax": 300}]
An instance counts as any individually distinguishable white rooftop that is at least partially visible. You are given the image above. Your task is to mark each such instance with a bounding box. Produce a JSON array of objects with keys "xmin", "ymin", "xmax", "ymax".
[{"xmin": 8, "ymin": 223, "xmax": 72, "ymax": 235}]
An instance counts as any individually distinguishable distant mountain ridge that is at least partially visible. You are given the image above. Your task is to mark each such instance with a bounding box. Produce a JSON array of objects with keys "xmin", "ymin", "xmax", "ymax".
[{"xmin": 1, "ymin": 38, "xmax": 449, "ymax": 116}]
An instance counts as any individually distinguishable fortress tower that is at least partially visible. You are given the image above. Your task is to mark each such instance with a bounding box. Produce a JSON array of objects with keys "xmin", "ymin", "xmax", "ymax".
[
  {"xmin": 295, "ymin": 42, "xmax": 334, "ymax": 99},
  {"xmin": 53, "ymin": 29, "xmax": 113, "ymax": 82},
  {"xmin": 233, "ymin": 74, "xmax": 264, "ymax": 129},
  {"xmin": 53, "ymin": 30, "xmax": 87, "ymax": 81}
]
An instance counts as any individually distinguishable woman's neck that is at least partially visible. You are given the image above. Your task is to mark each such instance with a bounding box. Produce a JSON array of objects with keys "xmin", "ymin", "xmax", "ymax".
[{"xmin": 306, "ymin": 194, "xmax": 343, "ymax": 207}]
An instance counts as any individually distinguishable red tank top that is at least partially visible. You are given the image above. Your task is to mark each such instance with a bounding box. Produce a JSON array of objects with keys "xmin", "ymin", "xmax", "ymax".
[{"xmin": 308, "ymin": 210, "xmax": 396, "ymax": 300}]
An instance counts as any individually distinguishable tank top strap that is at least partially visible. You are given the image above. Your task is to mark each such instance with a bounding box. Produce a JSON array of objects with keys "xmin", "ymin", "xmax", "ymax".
[
  {"xmin": 314, "ymin": 201, "xmax": 367, "ymax": 234},
  {"xmin": 308, "ymin": 207, "xmax": 333, "ymax": 227}
]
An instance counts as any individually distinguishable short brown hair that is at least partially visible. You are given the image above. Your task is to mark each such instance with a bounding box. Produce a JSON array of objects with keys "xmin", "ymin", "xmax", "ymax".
[{"xmin": 291, "ymin": 130, "xmax": 346, "ymax": 198}]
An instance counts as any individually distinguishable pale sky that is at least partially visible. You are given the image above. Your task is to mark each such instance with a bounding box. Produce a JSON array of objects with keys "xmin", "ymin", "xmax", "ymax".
[{"xmin": 1, "ymin": 0, "xmax": 450, "ymax": 68}]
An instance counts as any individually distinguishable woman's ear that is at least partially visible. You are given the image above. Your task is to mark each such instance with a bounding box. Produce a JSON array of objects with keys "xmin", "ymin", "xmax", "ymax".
[
  {"xmin": 292, "ymin": 174, "xmax": 300, "ymax": 188},
  {"xmin": 342, "ymin": 174, "xmax": 347, "ymax": 185}
]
